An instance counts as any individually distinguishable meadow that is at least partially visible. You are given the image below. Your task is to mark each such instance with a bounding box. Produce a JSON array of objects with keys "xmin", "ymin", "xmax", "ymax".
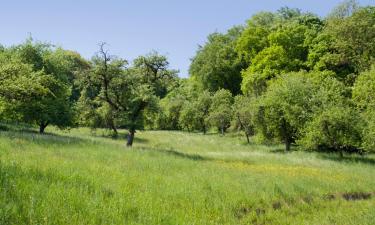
[{"xmin": 1, "ymin": 126, "xmax": 375, "ymax": 225}]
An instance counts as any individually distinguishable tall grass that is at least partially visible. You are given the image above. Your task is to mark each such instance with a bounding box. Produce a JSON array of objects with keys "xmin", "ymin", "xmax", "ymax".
[{"xmin": 1, "ymin": 127, "xmax": 375, "ymax": 224}]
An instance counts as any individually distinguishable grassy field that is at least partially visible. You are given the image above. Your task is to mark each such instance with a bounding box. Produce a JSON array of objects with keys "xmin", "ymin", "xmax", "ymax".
[{"xmin": 1, "ymin": 127, "xmax": 375, "ymax": 225}]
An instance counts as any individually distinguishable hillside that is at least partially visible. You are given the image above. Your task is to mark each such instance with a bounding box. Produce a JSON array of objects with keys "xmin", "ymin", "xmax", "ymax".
[{"xmin": 1, "ymin": 127, "xmax": 374, "ymax": 224}]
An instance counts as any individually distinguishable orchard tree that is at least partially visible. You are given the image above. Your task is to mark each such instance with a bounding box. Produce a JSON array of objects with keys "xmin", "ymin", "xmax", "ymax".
[
  {"xmin": 80, "ymin": 43, "xmax": 177, "ymax": 146},
  {"xmin": 257, "ymin": 72, "xmax": 316, "ymax": 151},
  {"xmin": 178, "ymin": 90, "xmax": 212, "ymax": 133},
  {"xmin": 353, "ymin": 66, "xmax": 375, "ymax": 152},
  {"xmin": 299, "ymin": 106, "xmax": 363, "ymax": 156},
  {"xmin": 1, "ymin": 40, "xmax": 78, "ymax": 133},
  {"xmin": 232, "ymin": 95, "xmax": 256, "ymax": 143},
  {"xmin": 208, "ymin": 89, "xmax": 233, "ymax": 135}
]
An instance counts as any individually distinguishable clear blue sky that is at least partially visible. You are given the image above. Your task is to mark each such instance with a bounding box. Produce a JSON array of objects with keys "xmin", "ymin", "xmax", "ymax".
[{"xmin": 1, "ymin": 0, "xmax": 373, "ymax": 77}]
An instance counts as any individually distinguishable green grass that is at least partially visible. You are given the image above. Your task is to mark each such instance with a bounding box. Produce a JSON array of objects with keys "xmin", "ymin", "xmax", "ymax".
[{"xmin": 1, "ymin": 127, "xmax": 375, "ymax": 224}]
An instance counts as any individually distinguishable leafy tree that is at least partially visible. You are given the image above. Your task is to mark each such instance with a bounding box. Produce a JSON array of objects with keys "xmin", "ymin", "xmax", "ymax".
[
  {"xmin": 232, "ymin": 95, "xmax": 256, "ymax": 143},
  {"xmin": 80, "ymin": 44, "xmax": 176, "ymax": 146},
  {"xmin": 189, "ymin": 27, "xmax": 245, "ymax": 95},
  {"xmin": 208, "ymin": 89, "xmax": 233, "ymax": 135},
  {"xmin": 195, "ymin": 90, "xmax": 212, "ymax": 134},
  {"xmin": 239, "ymin": 10, "xmax": 322, "ymax": 95},
  {"xmin": 179, "ymin": 103, "xmax": 201, "ymax": 132},
  {"xmin": 0, "ymin": 40, "xmax": 77, "ymax": 133},
  {"xmin": 299, "ymin": 106, "xmax": 363, "ymax": 156},
  {"xmin": 178, "ymin": 90, "xmax": 212, "ymax": 133},
  {"xmin": 308, "ymin": 6, "xmax": 375, "ymax": 84},
  {"xmin": 257, "ymin": 72, "xmax": 316, "ymax": 151},
  {"xmin": 353, "ymin": 66, "xmax": 375, "ymax": 152}
]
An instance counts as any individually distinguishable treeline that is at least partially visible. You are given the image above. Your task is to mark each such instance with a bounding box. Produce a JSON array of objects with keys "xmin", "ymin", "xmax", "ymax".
[
  {"xmin": 152, "ymin": 0, "xmax": 375, "ymax": 154},
  {"xmin": 0, "ymin": 1, "xmax": 375, "ymax": 153},
  {"xmin": 0, "ymin": 40, "xmax": 178, "ymax": 146}
]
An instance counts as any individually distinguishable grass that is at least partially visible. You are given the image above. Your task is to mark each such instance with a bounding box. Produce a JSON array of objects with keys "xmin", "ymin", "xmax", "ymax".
[{"xmin": 1, "ymin": 126, "xmax": 375, "ymax": 224}]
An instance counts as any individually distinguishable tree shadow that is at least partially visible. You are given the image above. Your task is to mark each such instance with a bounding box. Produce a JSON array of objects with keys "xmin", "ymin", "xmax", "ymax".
[
  {"xmin": 97, "ymin": 132, "xmax": 149, "ymax": 144},
  {"xmin": 0, "ymin": 128, "xmax": 87, "ymax": 147},
  {"xmin": 319, "ymin": 154, "xmax": 375, "ymax": 166},
  {"xmin": 141, "ymin": 147, "xmax": 212, "ymax": 161}
]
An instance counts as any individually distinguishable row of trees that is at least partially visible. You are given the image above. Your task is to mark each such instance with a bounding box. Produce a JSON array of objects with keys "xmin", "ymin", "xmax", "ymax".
[
  {"xmin": 0, "ymin": 0, "xmax": 374, "ymax": 154},
  {"xmin": 171, "ymin": 1, "xmax": 375, "ymax": 154},
  {"xmin": 0, "ymin": 39, "xmax": 177, "ymax": 146}
]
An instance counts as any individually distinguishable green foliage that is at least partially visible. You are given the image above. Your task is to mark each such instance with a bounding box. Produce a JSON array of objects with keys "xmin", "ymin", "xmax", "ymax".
[
  {"xmin": 353, "ymin": 66, "xmax": 375, "ymax": 152},
  {"xmin": 232, "ymin": 95, "xmax": 256, "ymax": 142},
  {"xmin": 0, "ymin": 40, "xmax": 78, "ymax": 133},
  {"xmin": 208, "ymin": 89, "xmax": 233, "ymax": 134},
  {"xmin": 78, "ymin": 44, "xmax": 176, "ymax": 145},
  {"xmin": 179, "ymin": 90, "xmax": 212, "ymax": 133},
  {"xmin": 352, "ymin": 66, "xmax": 375, "ymax": 111},
  {"xmin": 189, "ymin": 27, "xmax": 245, "ymax": 95},
  {"xmin": 256, "ymin": 72, "xmax": 316, "ymax": 150},
  {"xmin": 239, "ymin": 10, "xmax": 322, "ymax": 95},
  {"xmin": 299, "ymin": 106, "xmax": 363, "ymax": 153},
  {"xmin": 308, "ymin": 6, "xmax": 375, "ymax": 84}
]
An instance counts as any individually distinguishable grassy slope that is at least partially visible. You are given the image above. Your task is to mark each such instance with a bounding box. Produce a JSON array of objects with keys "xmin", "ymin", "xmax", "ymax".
[{"xmin": 0, "ymin": 127, "xmax": 375, "ymax": 225}]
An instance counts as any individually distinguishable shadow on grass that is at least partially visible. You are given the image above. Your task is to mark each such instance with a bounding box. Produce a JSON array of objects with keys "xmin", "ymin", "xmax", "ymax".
[
  {"xmin": 139, "ymin": 147, "xmax": 258, "ymax": 166},
  {"xmin": 159, "ymin": 149, "xmax": 210, "ymax": 161},
  {"xmin": 0, "ymin": 128, "xmax": 87, "ymax": 147},
  {"xmin": 140, "ymin": 147, "xmax": 212, "ymax": 161},
  {"xmin": 97, "ymin": 131, "xmax": 150, "ymax": 144},
  {"xmin": 319, "ymin": 154, "xmax": 375, "ymax": 166}
]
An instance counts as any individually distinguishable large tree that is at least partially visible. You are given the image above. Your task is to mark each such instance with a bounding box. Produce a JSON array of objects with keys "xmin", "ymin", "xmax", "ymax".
[
  {"xmin": 308, "ymin": 4, "xmax": 375, "ymax": 84},
  {"xmin": 189, "ymin": 26, "xmax": 245, "ymax": 95},
  {"xmin": 0, "ymin": 40, "xmax": 82, "ymax": 133},
  {"xmin": 80, "ymin": 44, "xmax": 177, "ymax": 146}
]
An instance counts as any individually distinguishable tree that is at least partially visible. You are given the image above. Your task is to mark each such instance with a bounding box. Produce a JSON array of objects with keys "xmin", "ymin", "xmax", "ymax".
[
  {"xmin": 257, "ymin": 72, "xmax": 316, "ymax": 151},
  {"xmin": 189, "ymin": 26, "xmax": 245, "ymax": 95},
  {"xmin": 299, "ymin": 106, "xmax": 363, "ymax": 156},
  {"xmin": 308, "ymin": 6, "xmax": 375, "ymax": 84},
  {"xmin": 352, "ymin": 66, "xmax": 375, "ymax": 152},
  {"xmin": 208, "ymin": 89, "xmax": 233, "ymax": 135},
  {"xmin": 195, "ymin": 90, "xmax": 212, "ymax": 134},
  {"xmin": 232, "ymin": 95, "xmax": 256, "ymax": 143},
  {"xmin": 0, "ymin": 40, "xmax": 77, "ymax": 133},
  {"xmin": 178, "ymin": 90, "xmax": 212, "ymax": 133},
  {"xmin": 239, "ymin": 10, "xmax": 322, "ymax": 95},
  {"xmin": 80, "ymin": 43, "xmax": 176, "ymax": 146}
]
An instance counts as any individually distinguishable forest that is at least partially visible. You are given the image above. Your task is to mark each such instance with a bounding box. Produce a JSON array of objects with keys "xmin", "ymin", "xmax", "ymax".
[{"xmin": 1, "ymin": 1, "xmax": 375, "ymax": 224}]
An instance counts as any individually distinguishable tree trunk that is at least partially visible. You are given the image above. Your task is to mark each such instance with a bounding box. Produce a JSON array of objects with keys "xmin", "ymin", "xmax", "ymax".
[
  {"xmin": 202, "ymin": 124, "xmax": 206, "ymax": 135},
  {"xmin": 39, "ymin": 121, "xmax": 49, "ymax": 134},
  {"xmin": 126, "ymin": 129, "xmax": 135, "ymax": 147},
  {"xmin": 109, "ymin": 122, "xmax": 118, "ymax": 137},
  {"xmin": 285, "ymin": 137, "xmax": 291, "ymax": 151},
  {"xmin": 245, "ymin": 132, "xmax": 250, "ymax": 144},
  {"xmin": 221, "ymin": 125, "xmax": 224, "ymax": 135}
]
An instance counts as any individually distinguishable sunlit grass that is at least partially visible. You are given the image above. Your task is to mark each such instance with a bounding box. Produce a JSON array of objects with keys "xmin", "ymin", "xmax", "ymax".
[{"xmin": 1, "ymin": 126, "xmax": 375, "ymax": 224}]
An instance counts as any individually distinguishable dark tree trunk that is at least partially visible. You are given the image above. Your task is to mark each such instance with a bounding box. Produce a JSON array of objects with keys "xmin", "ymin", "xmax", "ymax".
[
  {"xmin": 126, "ymin": 128, "xmax": 135, "ymax": 147},
  {"xmin": 202, "ymin": 124, "xmax": 206, "ymax": 135},
  {"xmin": 109, "ymin": 122, "xmax": 118, "ymax": 137},
  {"xmin": 245, "ymin": 132, "xmax": 250, "ymax": 144},
  {"xmin": 285, "ymin": 137, "xmax": 291, "ymax": 151},
  {"xmin": 39, "ymin": 121, "xmax": 49, "ymax": 134}
]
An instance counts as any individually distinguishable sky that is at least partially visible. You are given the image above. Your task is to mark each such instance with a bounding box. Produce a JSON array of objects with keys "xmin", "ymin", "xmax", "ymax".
[{"xmin": 1, "ymin": 0, "xmax": 373, "ymax": 77}]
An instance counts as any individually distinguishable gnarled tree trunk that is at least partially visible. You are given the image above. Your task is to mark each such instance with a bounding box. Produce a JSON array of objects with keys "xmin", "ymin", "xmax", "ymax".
[
  {"xmin": 126, "ymin": 128, "xmax": 135, "ymax": 147},
  {"xmin": 39, "ymin": 121, "xmax": 49, "ymax": 134}
]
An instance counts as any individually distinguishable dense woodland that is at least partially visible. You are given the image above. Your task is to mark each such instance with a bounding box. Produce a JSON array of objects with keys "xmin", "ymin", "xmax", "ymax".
[{"xmin": 1, "ymin": 0, "xmax": 375, "ymax": 154}]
